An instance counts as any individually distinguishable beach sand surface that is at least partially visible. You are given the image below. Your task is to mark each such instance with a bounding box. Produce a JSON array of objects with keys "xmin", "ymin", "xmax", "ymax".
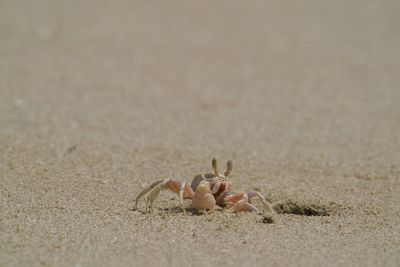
[{"xmin": 1, "ymin": 1, "xmax": 400, "ymax": 266}]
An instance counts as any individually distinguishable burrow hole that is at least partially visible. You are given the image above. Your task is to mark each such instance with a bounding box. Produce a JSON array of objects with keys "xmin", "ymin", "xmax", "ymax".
[{"xmin": 273, "ymin": 200, "xmax": 332, "ymax": 216}]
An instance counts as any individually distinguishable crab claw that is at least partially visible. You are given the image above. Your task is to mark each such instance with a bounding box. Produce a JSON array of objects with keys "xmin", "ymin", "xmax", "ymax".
[
  {"xmin": 192, "ymin": 181, "xmax": 216, "ymax": 213},
  {"xmin": 232, "ymin": 199, "xmax": 259, "ymax": 212}
]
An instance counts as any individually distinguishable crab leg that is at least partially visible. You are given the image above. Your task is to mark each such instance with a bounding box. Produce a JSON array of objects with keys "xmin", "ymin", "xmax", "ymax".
[
  {"xmin": 146, "ymin": 184, "xmax": 163, "ymax": 212},
  {"xmin": 233, "ymin": 199, "xmax": 259, "ymax": 212},
  {"xmin": 179, "ymin": 182, "xmax": 191, "ymax": 215},
  {"xmin": 247, "ymin": 191, "xmax": 274, "ymax": 214},
  {"xmin": 224, "ymin": 191, "xmax": 274, "ymax": 213},
  {"xmin": 134, "ymin": 179, "xmax": 164, "ymax": 210},
  {"xmin": 225, "ymin": 193, "xmax": 259, "ymax": 212},
  {"xmin": 135, "ymin": 179, "xmax": 194, "ymax": 213}
]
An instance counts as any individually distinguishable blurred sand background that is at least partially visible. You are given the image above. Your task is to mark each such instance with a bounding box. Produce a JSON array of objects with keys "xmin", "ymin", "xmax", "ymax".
[{"xmin": 1, "ymin": 0, "xmax": 400, "ymax": 266}]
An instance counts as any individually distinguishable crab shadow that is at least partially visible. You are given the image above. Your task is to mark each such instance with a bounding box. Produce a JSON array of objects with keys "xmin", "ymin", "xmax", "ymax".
[
  {"xmin": 131, "ymin": 205, "xmax": 210, "ymax": 215},
  {"xmin": 133, "ymin": 200, "xmax": 337, "ymax": 218},
  {"xmin": 159, "ymin": 206, "xmax": 219, "ymax": 216}
]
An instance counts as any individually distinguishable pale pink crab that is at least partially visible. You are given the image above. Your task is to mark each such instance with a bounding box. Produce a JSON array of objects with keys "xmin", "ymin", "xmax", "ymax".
[{"xmin": 134, "ymin": 158, "xmax": 274, "ymax": 214}]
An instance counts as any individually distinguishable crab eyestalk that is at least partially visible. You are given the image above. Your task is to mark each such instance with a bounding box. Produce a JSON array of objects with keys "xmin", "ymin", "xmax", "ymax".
[
  {"xmin": 225, "ymin": 160, "xmax": 233, "ymax": 176},
  {"xmin": 212, "ymin": 158, "xmax": 218, "ymax": 176}
]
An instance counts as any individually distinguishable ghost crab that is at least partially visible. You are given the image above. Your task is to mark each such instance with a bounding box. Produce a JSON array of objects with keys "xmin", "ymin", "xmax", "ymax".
[{"xmin": 134, "ymin": 158, "xmax": 274, "ymax": 214}]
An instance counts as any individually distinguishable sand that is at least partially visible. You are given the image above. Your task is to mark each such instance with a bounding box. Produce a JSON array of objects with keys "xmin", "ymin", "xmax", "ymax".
[{"xmin": 1, "ymin": 1, "xmax": 400, "ymax": 266}]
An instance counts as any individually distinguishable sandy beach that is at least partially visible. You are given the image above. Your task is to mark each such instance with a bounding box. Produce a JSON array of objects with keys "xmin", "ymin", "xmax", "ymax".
[{"xmin": 1, "ymin": 1, "xmax": 400, "ymax": 266}]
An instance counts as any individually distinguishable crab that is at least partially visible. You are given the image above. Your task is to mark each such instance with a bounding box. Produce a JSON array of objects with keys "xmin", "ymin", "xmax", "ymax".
[{"xmin": 134, "ymin": 158, "xmax": 274, "ymax": 214}]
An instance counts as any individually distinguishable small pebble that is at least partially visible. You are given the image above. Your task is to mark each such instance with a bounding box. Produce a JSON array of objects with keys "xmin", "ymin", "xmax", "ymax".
[{"xmin": 262, "ymin": 214, "xmax": 275, "ymax": 224}]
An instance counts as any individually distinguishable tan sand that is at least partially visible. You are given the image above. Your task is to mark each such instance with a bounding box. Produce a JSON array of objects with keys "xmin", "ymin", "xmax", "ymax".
[{"xmin": 1, "ymin": 1, "xmax": 400, "ymax": 266}]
